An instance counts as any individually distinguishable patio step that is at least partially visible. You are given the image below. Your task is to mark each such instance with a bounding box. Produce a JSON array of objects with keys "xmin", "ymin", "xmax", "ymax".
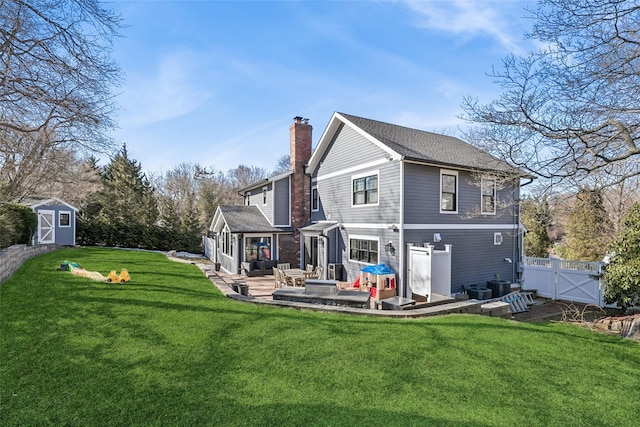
[{"xmin": 481, "ymin": 301, "xmax": 512, "ymax": 318}]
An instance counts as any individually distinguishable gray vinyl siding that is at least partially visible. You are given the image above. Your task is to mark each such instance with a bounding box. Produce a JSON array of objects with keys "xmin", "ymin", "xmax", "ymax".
[
  {"xmin": 312, "ymin": 123, "xmax": 401, "ymax": 224},
  {"xmin": 335, "ymin": 227, "xmax": 401, "ymax": 284},
  {"xmin": 313, "ymin": 163, "xmax": 400, "ymax": 224},
  {"xmin": 218, "ymin": 234, "xmax": 241, "ymax": 275},
  {"xmin": 404, "ymin": 228, "xmax": 518, "ymax": 294},
  {"xmin": 315, "ymin": 124, "xmax": 390, "ymax": 177},
  {"xmin": 326, "ymin": 228, "xmax": 341, "ymax": 264},
  {"xmin": 219, "ymin": 252, "xmax": 236, "ymax": 275},
  {"xmin": 403, "ymin": 162, "xmax": 518, "ymax": 225},
  {"xmin": 247, "ymin": 183, "xmax": 273, "ymax": 224},
  {"xmin": 273, "ymin": 177, "xmax": 290, "ymax": 226}
]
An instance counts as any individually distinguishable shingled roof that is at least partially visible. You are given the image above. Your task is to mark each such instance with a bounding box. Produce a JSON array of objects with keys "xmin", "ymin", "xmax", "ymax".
[
  {"xmin": 312, "ymin": 112, "xmax": 527, "ymax": 176},
  {"xmin": 216, "ymin": 205, "xmax": 288, "ymax": 233}
]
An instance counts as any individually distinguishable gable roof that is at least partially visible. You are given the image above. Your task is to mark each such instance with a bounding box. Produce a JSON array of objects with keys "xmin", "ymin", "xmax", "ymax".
[
  {"xmin": 210, "ymin": 205, "xmax": 288, "ymax": 234},
  {"xmin": 24, "ymin": 197, "xmax": 78, "ymax": 211},
  {"xmin": 308, "ymin": 112, "xmax": 530, "ymax": 177}
]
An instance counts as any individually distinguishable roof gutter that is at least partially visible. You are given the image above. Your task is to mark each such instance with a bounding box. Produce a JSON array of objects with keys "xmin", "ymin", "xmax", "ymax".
[{"xmin": 402, "ymin": 157, "xmax": 533, "ymax": 179}]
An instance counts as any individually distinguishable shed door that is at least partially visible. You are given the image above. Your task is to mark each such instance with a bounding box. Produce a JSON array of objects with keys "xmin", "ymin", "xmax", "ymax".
[{"xmin": 38, "ymin": 210, "xmax": 55, "ymax": 244}]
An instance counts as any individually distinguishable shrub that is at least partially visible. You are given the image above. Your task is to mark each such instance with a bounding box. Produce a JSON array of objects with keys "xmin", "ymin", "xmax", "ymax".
[
  {"xmin": 0, "ymin": 203, "xmax": 37, "ymax": 248},
  {"xmin": 601, "ymin": 202, "xmax": 640, "ymax": 311}
]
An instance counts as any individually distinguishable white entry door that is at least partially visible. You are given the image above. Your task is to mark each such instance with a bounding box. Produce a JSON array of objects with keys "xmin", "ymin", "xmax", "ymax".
[{"xmin": 38, "ymin": 210, "xmax": 55, "ymax": 244}]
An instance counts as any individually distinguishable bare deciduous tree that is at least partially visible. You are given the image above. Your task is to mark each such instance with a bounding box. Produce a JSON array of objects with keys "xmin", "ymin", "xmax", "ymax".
[
  {"xmin": 229, "ymin": 164, "xmax": 268, "ymax": 191},
  {"xmin": 462, "ymin": 0, "xmax": 640, "ymax": 187},
  {"xmin": 0, "ymin": 128, "xmax": 79, "ymax": 201},
  {"xmin": 272, "ymin": 154, "xmax": 290, "ymax": 176},
  {"xmin": 0, "ymin": 0, "xmax": 122, "ymax": 200}
]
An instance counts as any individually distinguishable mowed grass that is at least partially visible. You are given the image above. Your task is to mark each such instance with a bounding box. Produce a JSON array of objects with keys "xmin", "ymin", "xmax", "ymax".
[{"xmin": 1, "ymin": 248, "xmax": 638, "ymax": 426}]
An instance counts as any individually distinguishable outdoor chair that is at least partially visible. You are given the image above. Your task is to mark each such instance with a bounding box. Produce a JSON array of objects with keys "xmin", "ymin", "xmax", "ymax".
[
  {"xmin": 306, "ymin": 264, "xmax": 314, "ymax": 272},
  {"xmin": 277, "ymin": 263, "xmax": 290, "ymax": 270},
  {"xmin": 278, "ymin": 269, "xmax": 290, "ymax": 288},
  {"xmin": 284, "ymin": 274, "xmax": 297, "ymax": 287},
  {"xmin": 273, "ymin": 268, "xmax": 283, "ymax": 289},
  {"xmin": 314, "ymin": 266, "xmax": 323, "ymax": 280},
  {"xmin": 302, "ymin": 271, "xmax": 317, "ymax": 285}
]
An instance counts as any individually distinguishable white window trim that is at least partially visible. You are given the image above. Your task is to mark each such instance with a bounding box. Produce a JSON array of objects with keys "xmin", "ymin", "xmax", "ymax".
[
  {"xmin": 58, "ymin": 210, "xmax": 71, "ymax": 228},
  {"xmin": 440, "ymin": 169, "xmax": 458, "ymax": 214},
  {"xmin": 262, "ymin": 186, "xmax": 268, "ymax": 205},
  {"xmin": 245, "ymin": 192, "xmax": 250, "ymax": 206},
  {"xmin": 221, "ymin": 226, "xmax": 234, "ymax": 258},
  {"xmin": 351, "ymin": 170, "xmax": 380, "ymax": 208},
  {"xmin": 348, "ymin": 234, "xmax": 380, "ymax": 265},
  {"xmin": 494, "ymin": 232, "xmax": 503, "ymax": 245},
  {"xmin": 243, "ymin": 235, "xmax": 272, "ymax": 262},
  {"xmin": 311, "ymin": 186, "xmax": 319, "ymax": 212},
  {"xmin": 481, "ymin": 177, "xmax": 497, "ymax": 215}
]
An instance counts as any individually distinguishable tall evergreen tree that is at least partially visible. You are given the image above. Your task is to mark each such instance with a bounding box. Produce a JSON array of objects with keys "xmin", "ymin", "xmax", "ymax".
[
  {"xmin": 564, "ymin": 188, "xmax": 612, "ymax": 261},
  {"xmin": 521, "ymin": 197, "xmax": 552, "ymax": 258},
  {"xmin": 99, "ymin": 145, "xmax": 158, "ymax": 226},
  {"xmin": 80, "ymin": 145, "xmax": 158, "ymax": 248}
]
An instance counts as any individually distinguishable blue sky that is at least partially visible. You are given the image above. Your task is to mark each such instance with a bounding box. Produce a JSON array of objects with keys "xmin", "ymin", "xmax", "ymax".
[{"xmin": 110, "ymin": 0, "xmax": 537, "ymax": 174}]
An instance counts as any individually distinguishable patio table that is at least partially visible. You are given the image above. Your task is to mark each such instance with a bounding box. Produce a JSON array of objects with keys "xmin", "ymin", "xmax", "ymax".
[{"xmin": 281, "ymin": 268, "xmax": 305, "ymax": 286}]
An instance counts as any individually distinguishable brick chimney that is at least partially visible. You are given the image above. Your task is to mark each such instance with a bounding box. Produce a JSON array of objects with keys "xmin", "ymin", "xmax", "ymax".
[{"xmin": 282, "ymin": 116, "xmax": 312, "ymax": 266}]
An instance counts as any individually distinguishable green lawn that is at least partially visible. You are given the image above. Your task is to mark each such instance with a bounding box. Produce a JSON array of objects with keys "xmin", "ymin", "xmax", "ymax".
[{"xmin": 1, "ymin": 247, "xmax": 638, "ymax": 426}]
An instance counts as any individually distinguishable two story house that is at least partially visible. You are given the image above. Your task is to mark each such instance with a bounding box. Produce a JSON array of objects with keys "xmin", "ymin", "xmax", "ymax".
[
  {"xmin": 210, "ymin": 112, "xmax": 530, "ymax": 299},
  {"xmin": 302, "ymin": 112, "xmax": 531, "ymax": 299}
]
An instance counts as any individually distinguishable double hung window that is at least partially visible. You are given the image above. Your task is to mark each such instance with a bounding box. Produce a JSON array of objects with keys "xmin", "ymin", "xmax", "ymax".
[
  {"xmin": 481, "ymin": 178, "xmax": 496, "ymax": 214},
  {"xmin": 440, "ymin": 171, "xmax": 458, "ymax": 213},
  {"xmin": 352, "ymin": 173, "xmax": 378, "ymax": 206},
  {"xmin": 349, "ymin": 238, "xmax": 378, "ymax": 264},
  {"xmin": 311, "ymin": 186, "xmax": 319, "ymax": 211}
]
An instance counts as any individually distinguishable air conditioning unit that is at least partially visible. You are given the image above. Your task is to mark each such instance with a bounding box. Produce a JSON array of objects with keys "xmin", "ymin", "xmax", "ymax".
[{"xmin": 328, "ymin": 263, "xmax": 342, "ymax": 281}]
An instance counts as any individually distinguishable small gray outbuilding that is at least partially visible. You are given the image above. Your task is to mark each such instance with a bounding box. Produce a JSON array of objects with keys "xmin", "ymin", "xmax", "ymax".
[{"xmin": 27, "ymin": 197, "xmax": 78, "ymax": 246}]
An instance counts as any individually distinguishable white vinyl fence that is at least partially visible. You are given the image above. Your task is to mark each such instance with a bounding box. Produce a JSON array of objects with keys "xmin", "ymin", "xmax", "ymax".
[
  {"xmin": 203, "ymin": 236, "xmax": 215, "ymax": 261},
  {"xmin": 522, "ymin": 257, "xmax": 605, "ymax": 306}
]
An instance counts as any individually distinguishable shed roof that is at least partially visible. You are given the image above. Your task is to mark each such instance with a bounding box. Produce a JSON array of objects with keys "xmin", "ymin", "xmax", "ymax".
[
  {"xmin": 299, "ymin": 221, "xmax": 340, "ymax": 235},
  {"xmin": 24, "ymin": 197, "xmax": 78, "ymax": 211}
]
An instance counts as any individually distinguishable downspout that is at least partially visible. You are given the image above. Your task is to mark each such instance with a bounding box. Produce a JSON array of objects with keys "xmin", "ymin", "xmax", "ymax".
[
  {"xmin": 512, "ymin": 182, "xmax": 518, "ymax": 283},
  {"xmin": 274, "ymin": 234, "xmax": 278, "ymax": 263},
  {"xmin": 299, "ymin": 232, "xmax": 304, "ymax": 269},
  {"xmin": 237, "ymin": 233, "xmax": 243, "ymax": 274},
  {"xmin": 515, "ymin": 177, "xmax": 534, "ymax": 282},
  {"xmin": 399, "ymin": 159, "xmax": 406, "ymax": 297},
  {"xmin": 323, "ymin": 234, "xmax": 329, "ymax": 280}
]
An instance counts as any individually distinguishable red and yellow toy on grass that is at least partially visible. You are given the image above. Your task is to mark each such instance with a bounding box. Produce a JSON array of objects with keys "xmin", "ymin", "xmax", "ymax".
[
  {"xmin": 106, "ymin": 269, "xmax": 130, "ymax": 283},
  {"xmin": 58, "ymin": 261, "xmax": 130, "ymax": 283}
]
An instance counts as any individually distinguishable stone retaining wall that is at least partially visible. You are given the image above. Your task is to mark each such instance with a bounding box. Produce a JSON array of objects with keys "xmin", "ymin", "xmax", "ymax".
[{"xmin": 0, "ymin": 244, "xmax": 58, "ymax": 284}]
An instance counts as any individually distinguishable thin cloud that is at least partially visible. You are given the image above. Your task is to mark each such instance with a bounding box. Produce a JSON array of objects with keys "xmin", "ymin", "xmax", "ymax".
[
  {"xmin": 403, "ymin": 0, "xmax": 528, "ymax": 55},
  {"xmin": 118, "ymin": 49, "xmax": 212, "ymax": 127}
]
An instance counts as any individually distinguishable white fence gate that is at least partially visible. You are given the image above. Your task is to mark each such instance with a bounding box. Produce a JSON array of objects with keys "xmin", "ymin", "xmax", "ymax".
[{"xmin": 522, "ymin": 257, "xmax": 604, "ymax": 306}]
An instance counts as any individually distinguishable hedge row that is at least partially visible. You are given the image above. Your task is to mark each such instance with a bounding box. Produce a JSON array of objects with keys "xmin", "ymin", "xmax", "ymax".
[
  {"xmin": 76, "ymin": 218, "xmax": 202, "ymax": 254},
  {"xmin": 0, "ymin": 203, "xmax": 38, "ymax": 249}
]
